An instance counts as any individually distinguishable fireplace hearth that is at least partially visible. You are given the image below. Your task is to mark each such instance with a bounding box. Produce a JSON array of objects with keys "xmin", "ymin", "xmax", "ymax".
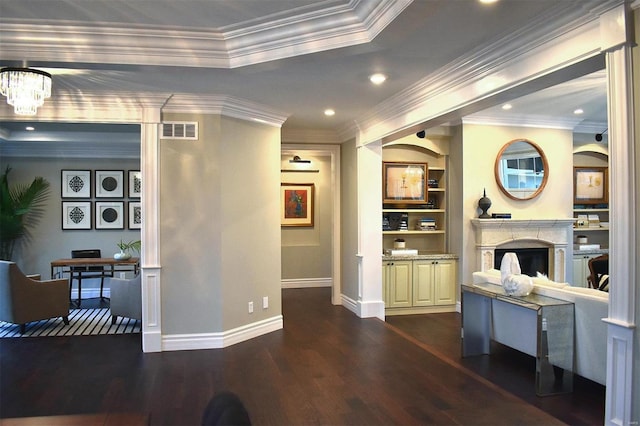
[{"xmin": 471, "ymin": 218, "xmax": 574, "ymax": 282}]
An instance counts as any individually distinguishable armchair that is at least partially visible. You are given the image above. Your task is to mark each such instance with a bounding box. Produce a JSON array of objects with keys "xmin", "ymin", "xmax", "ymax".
[
  {"xmin": 587, "ymin": 254, "xmax": 609, "ymax": 291},
  {"xmin": 107, "ymin": 274, "xmax": 142, "ymax": 324},
  {"xmin": 0, "ymin": 260, "xmax": 70, "ymax": 334}
]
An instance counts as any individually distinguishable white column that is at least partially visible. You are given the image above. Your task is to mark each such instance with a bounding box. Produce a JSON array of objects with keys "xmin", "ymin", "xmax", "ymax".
[
  {"xmin": 140, "ymin": 107, "xmax": 163, "ymax": 352},
  {"xmin": 356, "ymin": 140, "xmax": 385, "ymax": 319},
  {"xmin": 600, "ymin": 4, "xmax": 637, "ymax": 425}
]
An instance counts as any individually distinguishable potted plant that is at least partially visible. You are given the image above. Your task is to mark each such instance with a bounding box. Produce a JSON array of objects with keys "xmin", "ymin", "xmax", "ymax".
[
  {"xmin": 115, "ymin": 239, "xmax": 141, "ymax": 260},
  {"xmin": 0, "ymin": 166, "xmax": 50, "ymax": 261}
]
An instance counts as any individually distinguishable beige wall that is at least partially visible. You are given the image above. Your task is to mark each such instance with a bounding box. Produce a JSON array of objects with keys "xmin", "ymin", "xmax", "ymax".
[
  {"xmin": 280, "ymin": 154, "xmax": 332, "ymax": 280},
  {"xmin": 159, "ymin": 113, "xmax": 281, "ymax": 334},
  {"xmin": 458, "ymin": 124, "xmax": 574, "ymax": 286},
  {"xmin": 340, "ymin": 139, "xmax": 359, "ymax": 301}
]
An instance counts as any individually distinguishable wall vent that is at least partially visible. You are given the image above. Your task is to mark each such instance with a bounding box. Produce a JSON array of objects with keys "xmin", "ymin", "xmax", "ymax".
[{"xmin": 161, "ymin": 122, "xmax": 198, "ymax": 140}]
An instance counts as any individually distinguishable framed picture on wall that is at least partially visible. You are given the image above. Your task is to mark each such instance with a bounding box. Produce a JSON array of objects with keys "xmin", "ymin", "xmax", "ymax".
[
  {"xmin": 128, "ymin": 201, "xmax": 141, "ymax": 229},
  {"xmin": 95, "ymin": 201, "xmax": 124, "ymax": 229},
  {"xmin": 61, "ymin": 201, "xmax": 91, "ymax": 230},
  {"xmin": 61, "ymin": 170, "xmax": 91, "ymax": 198},
  {"xmin": 128, "ymin": 170, "xmax": 142, "ymax": 198},
  {"xmin": 574, "ymin": 167, "xmax": 608, "ymax": 204},
  {"xmin": 383, "ymin": 162, "xmax": 428, "ymax": 205},
  {"xmin": 281, "ymin": 183, "xmax": 314, "ymax": 227},
  {"xmin": 95, "ymin": 170, "xmax": 124, "ymax": 198}
]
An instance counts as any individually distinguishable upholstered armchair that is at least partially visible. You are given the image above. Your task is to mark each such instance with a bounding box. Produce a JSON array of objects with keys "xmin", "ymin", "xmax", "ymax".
[
  {"xmin": 0, "ymin": 260, "xmax": 70, "ymax": 334},
  {"xmin": 108, "ymin": 274, "xmax": 142, "ymax": 324}
]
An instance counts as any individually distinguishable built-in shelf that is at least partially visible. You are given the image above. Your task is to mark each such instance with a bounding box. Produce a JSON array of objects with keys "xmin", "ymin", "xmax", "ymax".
[
  {"xmin": 383, "ymin": 230, "xmax": 446, "ymax": 235},
  {"xmin": 573, "ymin": 208, "xmax": 609, "ymax": 213},
  {"xmin": 573, "ymin": 227, "xmax": 609, "ymax": 232},
  {"xmin": 383, "ymin": 209, "xmax": 445, "ymax": 213}
]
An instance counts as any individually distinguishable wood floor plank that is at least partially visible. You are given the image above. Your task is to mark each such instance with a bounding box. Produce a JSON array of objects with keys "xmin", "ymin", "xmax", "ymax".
[{"xmin": 0, "ymin": 288, "xmax": 603, "ymax": 425}]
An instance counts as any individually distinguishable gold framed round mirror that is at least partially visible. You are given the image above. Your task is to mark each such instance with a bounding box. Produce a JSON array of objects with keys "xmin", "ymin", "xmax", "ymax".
[{"xmin": 494, "ymin": 139, "xmax": 548, "ymax": 200}]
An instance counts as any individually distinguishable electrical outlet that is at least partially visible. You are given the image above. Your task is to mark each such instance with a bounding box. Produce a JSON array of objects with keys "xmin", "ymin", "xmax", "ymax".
[
  {"xmin": 248, "ymin": 301, "xmax": 254, "ymax": 314},
  {"xmin": 263, "ymin": 296, "xmax": 268, "ymax": 309},
  {"xmin": 119, "ymin": 272, "xmax": 126, "ymax": 279}
]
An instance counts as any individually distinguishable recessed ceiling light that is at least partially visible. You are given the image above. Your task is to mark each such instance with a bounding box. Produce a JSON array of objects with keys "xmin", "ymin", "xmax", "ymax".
[
  {"xmin": 324, "ymin": 109, "xmax": 335, "ymax": 116},
  {"xmin": 574, "ymin": 108, "xmax": 584, "ymax": 115},
  {"xmin": 479, "ymin": 0, "xmax": 499, "ymax": 4},
  {"xmin": 501, "ymin": 103, "xmax": 512, "ymax": 110},
  {"xmin": 25, "ymin": 126, "xmax": 35, "ymax": 131},
  {"xmin": 369, "ymin": 73, "xmax": 387, "ymax": 85}
]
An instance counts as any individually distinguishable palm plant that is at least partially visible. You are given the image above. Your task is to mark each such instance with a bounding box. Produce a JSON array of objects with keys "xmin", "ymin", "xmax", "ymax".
[{"xmin": 0, "ymin": 166, "xmax": 51, "ymax": 261}]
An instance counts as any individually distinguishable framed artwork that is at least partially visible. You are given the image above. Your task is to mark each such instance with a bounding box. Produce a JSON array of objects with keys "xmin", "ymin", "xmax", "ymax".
[
  {"xmin": 383, "ymin": 162, "xmax": 428, "ymax": 205},
  {"xmin": 281, "ymin": 183, "xmax": 314, "ymax": 227},
  {"xmin": 95, "ymin": 201, "xmax": 125, "ymax": 229},
  {"xmin": 61, "ymin": 170, "xmax": 91, "ymax": 198},
  {"xmin": 62, "ymin": 201, "xmax": 91, "ymax": 230},
  {"xmin": 95, "ymin": 170, "xmax": 124, "ymax": 198},
  {"xmin": 129, "ymin": 170, "xmax": 142, "ymax": 198},
  {"xmin": 129, "ymin": 201, "xmax": 141, "ymax": 229},
  {"xmin": 574, "ymin": 167, "xmax": 608, "ymax": 204}
]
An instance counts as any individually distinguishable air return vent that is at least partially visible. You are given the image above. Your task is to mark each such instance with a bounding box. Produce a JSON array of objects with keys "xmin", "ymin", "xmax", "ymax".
[{"xmin": 161, "ymin": 122, "xmax": 198, "ymax": 140}]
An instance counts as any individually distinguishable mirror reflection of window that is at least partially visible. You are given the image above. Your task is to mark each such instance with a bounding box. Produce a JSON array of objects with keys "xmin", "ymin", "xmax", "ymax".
[{"xmin": 495, "ymin": 139, "xmax": 548, "ymax": 200}]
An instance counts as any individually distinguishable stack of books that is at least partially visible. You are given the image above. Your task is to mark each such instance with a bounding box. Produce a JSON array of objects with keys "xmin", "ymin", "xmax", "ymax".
[
  {"xmin": 588, "ymin": 214, "xmax": 600, "ymax": 228},
  {"xmin": 419, "ymin": 218, "xmax": 436, "ymax": 231}
]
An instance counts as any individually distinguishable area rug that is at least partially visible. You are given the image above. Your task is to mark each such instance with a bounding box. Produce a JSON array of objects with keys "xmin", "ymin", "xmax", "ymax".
[{"xmin": 0, "ymin": 308, "xmax": 140, "ymax": 338}]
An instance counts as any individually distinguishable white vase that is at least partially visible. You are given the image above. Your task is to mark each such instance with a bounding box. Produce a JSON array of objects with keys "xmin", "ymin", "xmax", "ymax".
[{"xmin": 114, "ymin": 250, "xmax": 131, "ymax": 260}]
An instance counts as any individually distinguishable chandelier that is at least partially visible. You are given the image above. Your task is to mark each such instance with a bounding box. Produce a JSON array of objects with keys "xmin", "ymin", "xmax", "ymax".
[{"xmin": 0, "ymin": 67, "xmax": 52, "ymax": 116}]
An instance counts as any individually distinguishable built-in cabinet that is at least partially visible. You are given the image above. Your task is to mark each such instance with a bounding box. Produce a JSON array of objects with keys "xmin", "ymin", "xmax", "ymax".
[
  {"xmin": 572, "ymin": 253, "xmax": 599, "ymax": 288},
  {"xmin": 383, "ymin": 257, "xmax": 457, "ymax": 315},
  {"xmin": 381, "ymin": 140, "xmax": 457, "ymax": 315}
]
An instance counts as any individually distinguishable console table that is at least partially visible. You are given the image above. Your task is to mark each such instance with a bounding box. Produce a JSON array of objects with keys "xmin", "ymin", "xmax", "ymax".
[{"xmin": 461, "ymin": 282, "xmax": 574, "ymax": 396}]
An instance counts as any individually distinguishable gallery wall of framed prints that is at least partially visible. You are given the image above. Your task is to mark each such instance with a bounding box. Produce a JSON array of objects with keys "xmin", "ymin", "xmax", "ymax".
[{"xmin": 60, "ymin": 169, "xmax": 141, "ymax": 230}]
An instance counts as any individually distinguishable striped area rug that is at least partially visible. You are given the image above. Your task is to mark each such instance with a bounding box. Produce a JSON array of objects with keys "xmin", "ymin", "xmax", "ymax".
[{"xmin": 0, "ymin": 308, "xmax": 140, "ymax": 338}]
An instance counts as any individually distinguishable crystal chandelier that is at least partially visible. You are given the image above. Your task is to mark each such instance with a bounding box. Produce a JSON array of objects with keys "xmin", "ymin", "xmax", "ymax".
[{"xmin": 0, "ymin": 67, "xmax": 52, "ymax": 116}]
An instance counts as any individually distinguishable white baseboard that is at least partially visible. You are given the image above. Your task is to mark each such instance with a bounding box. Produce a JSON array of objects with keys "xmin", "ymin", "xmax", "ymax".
[
  {"xmin": 341, "ymin": 294, "xmax": 384, "ymax": 320},
  {"xmin": 160, "ymin": 315, "xmax": 283, "ymax": 351},
  {"xmin": 281, "ymin": 277, "xmax": 332, "ymax": 288}
]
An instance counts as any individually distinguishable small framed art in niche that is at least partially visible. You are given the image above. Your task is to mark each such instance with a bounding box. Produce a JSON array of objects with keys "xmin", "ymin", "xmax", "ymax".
[
  {"xmin": 574, "ymin": 167, "xmax": 608, "ymax": 204},
  {"xmin": 281, "ymin": 183, "xmax": 314, "ymax": 227},
  {"xmin": 382, "ymin": 162, "xmax": 428, "ymax": 205},
  {"xmin": 61, "ymin": 170, "xmax": 91, "ymax": 198}
]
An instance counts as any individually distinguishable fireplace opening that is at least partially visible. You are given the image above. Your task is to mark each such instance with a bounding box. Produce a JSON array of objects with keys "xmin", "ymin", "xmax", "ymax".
[{"xmin": 494, "ymin": 248, "xmax": 549, "ymax": 277}]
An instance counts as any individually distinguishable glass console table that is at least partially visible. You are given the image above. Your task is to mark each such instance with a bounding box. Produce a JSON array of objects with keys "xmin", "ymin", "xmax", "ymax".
[{"xmin": 461, "ymin": 282, "xmax": 574, "ymax": 396}]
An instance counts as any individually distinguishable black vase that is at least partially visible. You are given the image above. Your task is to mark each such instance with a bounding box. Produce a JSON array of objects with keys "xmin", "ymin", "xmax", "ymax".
[{"xmin": 478, "ymin": 189, "xmax": 492, "ymax": 218}]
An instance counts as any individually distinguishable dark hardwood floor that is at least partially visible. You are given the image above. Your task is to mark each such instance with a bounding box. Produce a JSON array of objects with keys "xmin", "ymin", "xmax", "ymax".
[{"xmin": 0, "ymin": 288, "xmax": 604, "ymax": 425}]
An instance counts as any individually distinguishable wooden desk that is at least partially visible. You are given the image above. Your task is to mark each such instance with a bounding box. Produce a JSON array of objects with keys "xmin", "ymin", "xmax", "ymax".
[{"xmin": 51, "ymin": 257, "xmax": 139, "ymax": 306}]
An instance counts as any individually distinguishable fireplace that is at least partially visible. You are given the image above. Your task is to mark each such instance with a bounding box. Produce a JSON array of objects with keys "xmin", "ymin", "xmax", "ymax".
[
  {"xmin": 494, "ymin": 248, "xmax": 549, "ymax": 276},
  {"xmin": 471, "ymin": 218, "xmax": 575, "ymax": 282}
]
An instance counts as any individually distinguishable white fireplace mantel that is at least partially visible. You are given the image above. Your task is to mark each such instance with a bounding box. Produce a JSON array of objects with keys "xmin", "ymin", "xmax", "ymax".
[{"xmin": 471, "ymin": 218, "xmax": 575, "ymax": 282}]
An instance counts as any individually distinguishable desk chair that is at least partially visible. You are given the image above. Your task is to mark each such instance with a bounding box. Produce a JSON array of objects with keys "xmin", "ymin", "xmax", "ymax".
[
  {"xmin": 587, "ymin": 254, "xmax": 609, "ymax": 291},
  {"xmin": 70, "ymin": 249, "xmax": 112, "ymax": 306}
]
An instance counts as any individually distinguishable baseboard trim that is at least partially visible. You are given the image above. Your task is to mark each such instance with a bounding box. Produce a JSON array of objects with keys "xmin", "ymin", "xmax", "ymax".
[
  {"xmin": 160, "ymin": 315, "xmax": 283, "ymax": 352},
  {"xmin": 341, "ymin": 294, "xmax": 384, "ymax": 320},
  {"xmin": 281, "ymin": 278, "xmax": 332, "ymax": 288}
]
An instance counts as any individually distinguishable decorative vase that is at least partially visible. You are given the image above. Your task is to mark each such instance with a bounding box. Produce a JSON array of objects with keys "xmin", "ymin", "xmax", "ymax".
[
  {"xmin": 114, "ymin": 250, "xmax": 131, "ymax": 260},
  {"xmin": 478, "ymin": 189, "xmax": 492, "ymax": 218}
]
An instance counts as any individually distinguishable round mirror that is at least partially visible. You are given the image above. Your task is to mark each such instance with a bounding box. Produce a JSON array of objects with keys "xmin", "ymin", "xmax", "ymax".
[{"xmin": 494, "ymin": 139, "xmax": 548, "ymax": 200}]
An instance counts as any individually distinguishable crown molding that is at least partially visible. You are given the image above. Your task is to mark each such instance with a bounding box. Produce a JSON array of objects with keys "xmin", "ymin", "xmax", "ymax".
[
  {"xmin": 462, "ymin": 114, "xmax": 581, "ymax": 130},
  {"xmin": 163, "ymin": 94, "xmax": 289, "ymax": 127},
  {"xmin": 0, "ymin": 0, "xmax": 411, "ymax": 69},
  {"xmin": 352, "ymin": 0, "xmax": 620, "ymax": 145}
]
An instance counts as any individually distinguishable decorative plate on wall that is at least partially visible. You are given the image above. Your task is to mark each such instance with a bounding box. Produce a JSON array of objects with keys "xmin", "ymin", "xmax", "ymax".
[{"xmin": 96, "ymin": 201, "xmax": 124, "ymax": 229}]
